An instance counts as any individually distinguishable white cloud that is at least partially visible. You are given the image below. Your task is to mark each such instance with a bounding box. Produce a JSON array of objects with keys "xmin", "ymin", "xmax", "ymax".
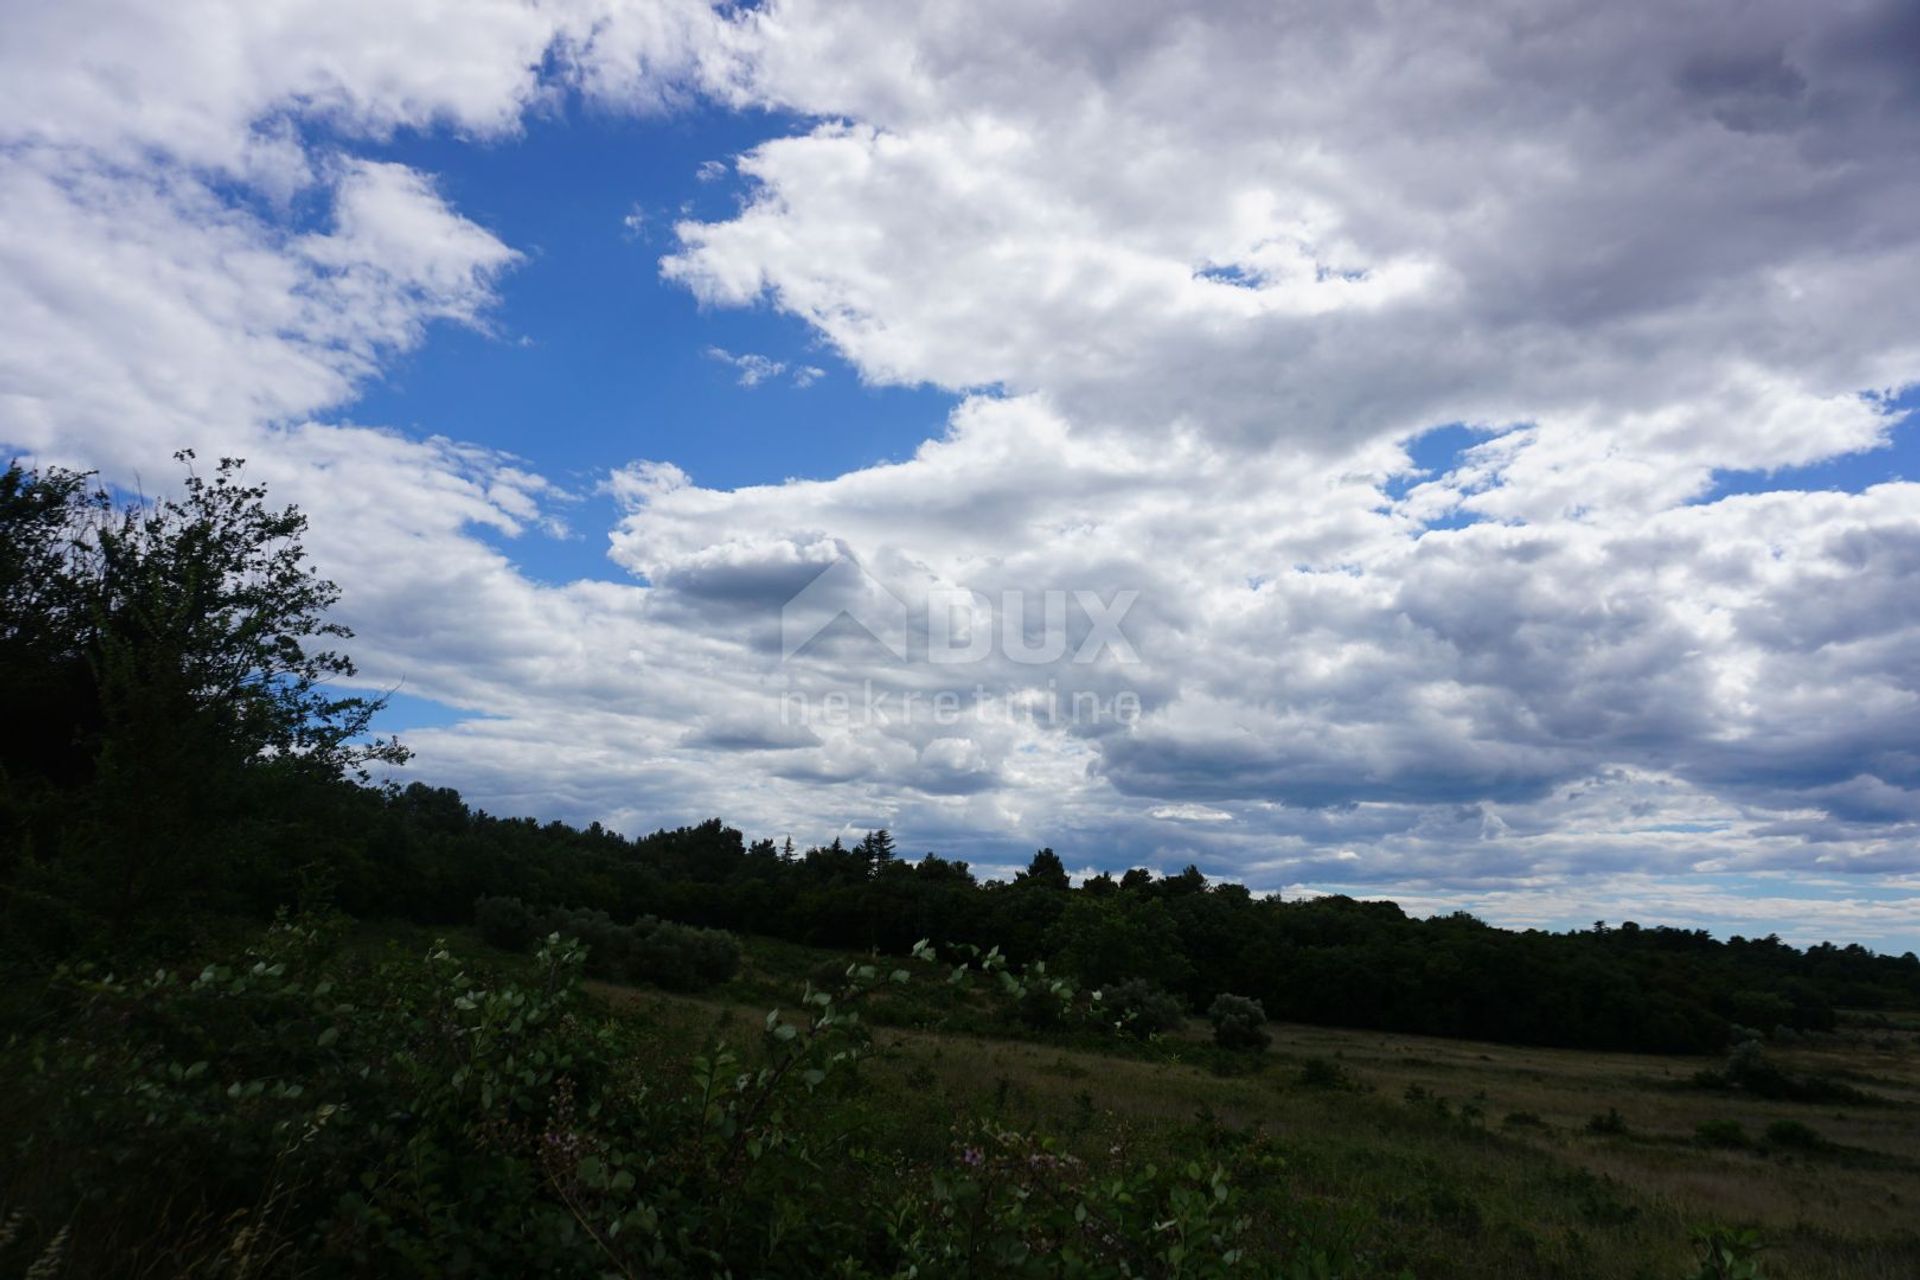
[
  {"xmin": 665, "ymin": 0, "xmax": 1920, "ymax": 497},
  {"xmin": 705, "ymin": 346, "xmax": 786, "ymax": 387},
  {"xmin": 1151, "ymin": 804, "xmax": 1235, "ymax": 824},
  {"xmin": 5, "ymin": 0, "xmax": 1920, "ymax": 946},
  {"xmin": 0, "ymin": 150, "xmax": 518, "ymax": 470},
  {"xmin": 704, "ymin": 346, "xmax": 828, "ymax": 388}
]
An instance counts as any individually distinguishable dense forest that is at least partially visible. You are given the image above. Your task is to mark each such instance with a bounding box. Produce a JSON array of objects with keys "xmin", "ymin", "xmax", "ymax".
[{"xmin": 226, "ymin": 789, "xmax": 1920, "ymax": 1050}]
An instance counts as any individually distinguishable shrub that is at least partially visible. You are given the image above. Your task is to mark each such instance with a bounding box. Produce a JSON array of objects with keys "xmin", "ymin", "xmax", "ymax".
[
  {"xmin": 1692, "ymin": 1040, "xmax": 1878, "ymax": 1105},
  {"xmin": 1690, "ymin": 1225, "xmax": 1767, "ymax": 1280},
  {"xmin": 1298, "ymin": 1056, "xmax": 1361, "ymax": 1091},
  {"xmin": 1016, "ymin": 982, "xmax": 1070, "ymax": 1029},
  {"xmin": 629, "ymin": 914, "xmax": 742, "ymax": 990},
  {"xmin": 1585, "ymin": 1107, "xmax": 1630, "ymax": 1135},
  {"xmin": 1102, "ymin": 978, "xmax": 1186, "ymax": 1038},
  {"xmin": 1726, "ymin": 1039, "xmax": 1778, "ymax": 1090},
  {"xmin": 1208, "ymin": 993, "xmax": 1271, "ymax": 1051},
  {"xmin": 2, "ymin": 917, "xmax": 1305, "ymax": 1278},
  {"xmin": 470, "ymin": 895, "xmax": 740, "ymax": 990},
  {"xmin": 7, "ymin": 916, "xmax": 629, "ymax": 1275},
  {"xmin": 1695, "ymin": 1118, "xmax": 1750, "ymax": 1148},
  {"xmin": 474, "ymin": 892, "xmax": 537, "ymax": 951},
  {"xmin": 1402, "ymin": 1083, "xmax": 1456, "ymax": 1120},
  {"xmin": 1764, "ymin": 1119, "xmax": 1823, "ymax": 1150}
]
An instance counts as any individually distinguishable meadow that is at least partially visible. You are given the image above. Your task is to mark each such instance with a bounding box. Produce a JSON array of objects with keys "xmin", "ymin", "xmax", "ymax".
[{"xmin": 591, "ymin": 931, "xmax": 1920, "ymax": 1279}]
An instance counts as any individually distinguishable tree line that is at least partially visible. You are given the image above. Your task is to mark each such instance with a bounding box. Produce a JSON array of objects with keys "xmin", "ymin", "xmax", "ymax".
[
  {"xmin": 298, "ymin": 788, "xmax": 1920, "ymax": 1052},
  {"xmin": 3, "ymin": 455, "xmax": 1916, "ymax": 1054}
]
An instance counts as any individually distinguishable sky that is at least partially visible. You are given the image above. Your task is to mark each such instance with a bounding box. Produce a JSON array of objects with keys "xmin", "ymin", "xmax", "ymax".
[{"xmin": 4, "ymin": 0, "xmax": 1919, "ymax": 949}]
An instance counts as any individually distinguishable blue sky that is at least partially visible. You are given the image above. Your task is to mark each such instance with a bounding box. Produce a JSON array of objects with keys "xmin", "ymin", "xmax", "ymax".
[
  {"xmin": 6, "ymin": 0, "xmax": 1919, "ymax": 949},
  {"xmin": 1705, "ymin": 388, "xmax": 1920, "ymax": 500},
  {"xmin": 350, "ymin": 103, "xmax": 961, "ymax": 585}
]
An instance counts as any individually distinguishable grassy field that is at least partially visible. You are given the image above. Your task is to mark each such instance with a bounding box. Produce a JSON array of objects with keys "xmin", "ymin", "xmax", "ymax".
[
  {"xmin": 573, "ymin": 932, "xmax": 1920, "ymax": 1280},
  {"xmin": 343, "ymin": 921, "xmax": 1920, "ymax": 1276}
]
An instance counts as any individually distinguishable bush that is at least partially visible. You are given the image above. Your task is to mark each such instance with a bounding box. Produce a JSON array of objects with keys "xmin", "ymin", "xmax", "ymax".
[
  {"xmin": 1695, "ymin": 1118, "xmax": 1750, "ymax": 1149},
  {"xmin": 1764, "ymin": 1119, "xmax": 1823, "ymax": 1150},
  {"xmin": 7, "ymin": 916, "xmax": 629, "ymax": 1275},
  {"xmin": 1016, "ymin": 982, "xmax": 1070, "ymax": 1030},
  {"xmin": 1, "ymin": 916, "xmax": 1312, "ymax": 1278},
  {"xmin": 1586, "ymin": 1107, "xmax": 1630, "ymax": 1135},
  {"xmin": 1691, "ymin": 1040, "xmax": 1878, "ymax": 1105},
  {"xmin": 1208, "ymin": 993, "xmax": 1271, "ymax": 1051},
  {"xmin": 1298, "ymin": 1056, "xmax": 1362, "ymax": 1091},
  {"xmin": 1690, "ymin": 1225, "xmax": 1767, "ymax": 1280},
  {"xmin": 473, "ymin": 892, "xmax": 537, "ymax": 951},
  {"xmin": 1102, "ymin": 978, "xmax": 1186, "ymax": 1038},
  {"xmin": 471, "ymin": 895, "xmax": 740, "ymax": 990}
]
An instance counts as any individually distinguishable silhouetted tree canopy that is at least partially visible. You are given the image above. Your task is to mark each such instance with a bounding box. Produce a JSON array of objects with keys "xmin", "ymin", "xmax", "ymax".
[{"xmin": 1, "ymin": 454, "xmax": 404, "ymax": 946}]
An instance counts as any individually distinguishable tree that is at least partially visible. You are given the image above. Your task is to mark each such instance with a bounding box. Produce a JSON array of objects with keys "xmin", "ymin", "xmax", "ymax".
[
  {"xmin": 1, "ymin": 463, "xmax": 107, "ymax": 789},
  {"xmin": 1017, "ymin": 847, "xmax": 1071, "ymax": 891},
  {"xmin": 0, "ymin": 453, "xmax": 406, "ymax": 941},
  {"xmin": 90, "ymin": 455, "xmax": 403, "ymax": 774},
  {"xmin": 1051, "ymin": 895, "xmax": 1193, "ymax": 990},
  {"xmin": 1158, "ymin": 864, "xmax": 1209, "ymax": 897},
  {"xmin": 856, "ymin": 828, "xmax": 896, "ymax": 873}
]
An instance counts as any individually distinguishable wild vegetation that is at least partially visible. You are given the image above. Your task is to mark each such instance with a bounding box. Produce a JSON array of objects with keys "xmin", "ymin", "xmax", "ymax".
[{"xmin": 3, "ymin": 454, "xmax": 1918, "ymax": 1276}]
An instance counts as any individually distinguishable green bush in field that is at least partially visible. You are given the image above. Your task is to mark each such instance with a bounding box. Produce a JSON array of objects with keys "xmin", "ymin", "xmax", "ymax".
[
  {"xmin": 1298, "ymin": 1056, "xmax": 1363, "ymax": 1091},
  {"xmin": 1, "ymin": 919, "xmax": 1356, "ymax": 1278},
  {"xmin": 474, "ymin": 893, "xmax": 739, "ymax": 990},
  {"xmin": 1690, "ymin": 1225, "xmax": 1767, "ymax": 1279},
  {"xmin": 1208, "ymin": 993, "xmax": 1271, "ymax": 1051},
  {"xmin": 1694, "ymin": 1118, "xmax": 1751, "ymax": 1149},
  {"xmin": 1763, "ymin": 1119, "xmax": 1822, "ymax": 1150},
  {"xmin": 471, "ymin": 891, "xmax": 538, "ymax": 950},
  {"xmin": 1586, "ymin": 1106, "xmax": 1630, "ymax": 1135},
  {"xmin": 1689, "ymin": 1040, "xmax": 1878, "ymax": 1105},
  {"xmin": 1102, "ymin": 977, "xmax": 1187, "ymax": 1038}
]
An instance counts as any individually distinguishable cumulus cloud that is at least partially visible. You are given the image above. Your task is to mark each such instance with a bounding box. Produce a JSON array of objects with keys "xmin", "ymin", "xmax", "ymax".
[
  {"xmin": 0, "ymin": 150, "xmax": 519, "ymax": 470},
  {"xmin": 631, "ymin": 0, "xmax": 1920, "ymax": 940},
  {"xmin": 666, "ymin": 1, "xmax": 1920, "ymax": 493},
  {"xmin": 5, "ymin": 0, "xmax": 1919, "ymax": 945}
]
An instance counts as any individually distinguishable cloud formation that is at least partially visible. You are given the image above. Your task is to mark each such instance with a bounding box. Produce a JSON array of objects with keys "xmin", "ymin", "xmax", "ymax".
[
  {"xmin": 705, "ymin": 346, "xmax": 823, "ymax": 388},
  {"xmin": 4, "ymin": 0, "xmax": 1918, "ymax": 946}
]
